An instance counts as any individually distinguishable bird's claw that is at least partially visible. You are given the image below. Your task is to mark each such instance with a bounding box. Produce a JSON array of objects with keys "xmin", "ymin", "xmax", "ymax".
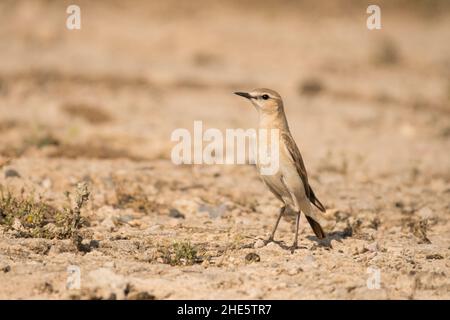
[{"xmin": 290, "ymin": 243, "xmax": 298, "ymax": 254}]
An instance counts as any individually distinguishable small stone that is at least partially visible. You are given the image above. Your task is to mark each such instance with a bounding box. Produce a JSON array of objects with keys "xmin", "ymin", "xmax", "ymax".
[
  {"xmin": 304, "ymin": 254, "xmax": 315, "ymax": 265},
  {"xmin": 4, "ymin": 169, "xmax": 20, "ymax": 178},
  {"xmin": 101, "ymin": 217, "xmax": 116, "ymax": 231},
  {"xmin": 426, "ymin": 254, "xmax": 443, "ymax": 260},
  {"xmin": 172, "ymin": 199, "xmax": 199, "ymax": 216},
  {"xmin": 365, "ymin": 242, "xmax": 379, "ymax": 253},
  {"xmin": 201, "ymin": 259, "xmax": 210, "ymax": 268},
  {"xmin": 1, "ymin": 265, "xmax": 11, "ymax": 273},
  {"xmin": 41, "ymin": 178, "xmax": 52, "ymax": 189},
  {"xmin": 145, "ymin": 224, "xmax": 162, "ymax": 235},
  {"xmin": 254, "ymin": 239, "xmax": 265, "ymax": 249},
  {"xmin": 12, "ymin": 219, "xmax": 25, "ymax": 232},
  {"xmin": 89, "ymin": 240, "xmax": 100, "ymax": 249},
  {"xmin": 169, "ymin": 208, "xmax": 185, "ymax": 219},
  {"xmin": 117, "ymin": 214, "xmax": 134, "ymax": 223},
  {"xmin": 287, "ymin": 267, "xmax": 303, "ymax": 275},
  {"xmin": 245, "ymin": 252, "xmax": 260, "ymax": 263},
  {"xmin": 128, "ymin": 220, "xmax": 142, "ymax": 227},
  {"xmin": 92, "ymin": 232, "xmax": 105, "ymax": 241},
  {"xmin": 266, "ymin": 241, "xmax": 277, "ymax": 249}
]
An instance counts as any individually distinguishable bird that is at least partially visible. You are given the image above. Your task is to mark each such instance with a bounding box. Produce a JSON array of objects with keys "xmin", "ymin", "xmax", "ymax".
[{"xmin": 234, "ymin": 88, "xmax": 326, "ymax": 252}]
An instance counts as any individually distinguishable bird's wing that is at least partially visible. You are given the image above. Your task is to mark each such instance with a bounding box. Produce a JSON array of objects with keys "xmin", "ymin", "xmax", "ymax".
[{"xmin": 281, "ymin": 132, "xmax": 326, "ymax": 213}]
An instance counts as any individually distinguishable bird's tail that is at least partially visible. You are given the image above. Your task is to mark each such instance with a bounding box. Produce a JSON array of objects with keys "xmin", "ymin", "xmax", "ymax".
[
  {"xmin": 305, "ymin": 215, "xmax": 326, "ymax": 239},
  {"xmin": 308, "ymin": 185, "xmax": 326, "ymax": 213}
]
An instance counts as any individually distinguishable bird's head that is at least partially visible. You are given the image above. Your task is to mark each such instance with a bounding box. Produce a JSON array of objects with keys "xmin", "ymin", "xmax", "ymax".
[{"xmin": 234, "ymin": 88, "xmax": 283, "ymax": 113}]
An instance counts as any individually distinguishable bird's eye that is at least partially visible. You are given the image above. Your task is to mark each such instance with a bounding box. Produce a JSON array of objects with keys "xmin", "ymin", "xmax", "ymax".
[{"xmin": 262, "ymin": 94, "xmax": 269, "ymax": 100}]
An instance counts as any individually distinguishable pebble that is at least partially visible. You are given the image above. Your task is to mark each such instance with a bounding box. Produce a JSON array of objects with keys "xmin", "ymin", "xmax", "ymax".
[
  {"xmin": 287, "ymin": 266, "xmax": 303, "ymax": 275},
  {"xmin": 245, "ymin": 252, "xmax": 261, "ymax": 263},
  {"xmin": 266, "ymin": 242, "xmax": 277, "ymax": 249},
  {"xmin": 1, "ymin": 265, "xmax": 11, "ymax": 273},
  {"xmin": 12, "ymin": 219, "xmax": 25, "ymax": 232},
  {"xmin": 303, "ymin": 254, "xmax": 315, "ymax": 264},
  {"xmin": 201, "ymin": 259, "xmax": 210, "ymax": 268},
  {"xmin": 365, "ymin": 242, "xmax": 379, "ymax": 253},
  {"xmin": 145, "ymin": 224, "xmax": 162, "ymax": 235},
  {"xmin": 41, "ymin": 178, "xmax": 52, "ymax": 189},
  {"xmin": 169, "ymin": 208, "xmax": 185, "ymax": 219},
  {"xmin": 172, "ymin": 199, "xmax": 199, "ymax": 216},
  {"xmin": 426, "ymin": 254, "xmax": 443, "ymax": 260},
  {"xmin": 101, "ymin": 217, "xmax": 116, "ymax": 231},
  {"xmin": 254, "ymin": 239, "xmax": 265, "ymax": 249},
  {"xmin": 4, "ymin": 169, "xmax": 20, "ymax": 178}
]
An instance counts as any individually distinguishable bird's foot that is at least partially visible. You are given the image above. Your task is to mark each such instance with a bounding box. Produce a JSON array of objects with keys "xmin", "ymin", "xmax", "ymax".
[
  {"xmin": 290, "ymin": 242, "xmax": 298, "ymax": 254},
  {"xmin": 264, "ymin": 236, "xmax": 275, "ymax": 245}
]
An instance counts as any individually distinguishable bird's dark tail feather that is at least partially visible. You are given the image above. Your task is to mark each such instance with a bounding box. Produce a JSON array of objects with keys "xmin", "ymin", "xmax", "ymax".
[
  {"xmin": 305, "ymin": 215, "xmax": 326, "ymax": 239},
  {"xmin": 308, "ymin": 185, "xmax": 326, "ymax": 212}
]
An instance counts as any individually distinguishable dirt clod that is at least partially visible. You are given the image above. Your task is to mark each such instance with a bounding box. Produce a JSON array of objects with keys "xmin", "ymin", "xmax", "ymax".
[{"xmin": 245, "ymin": 252, "xmax": 261, "ymax": 263}]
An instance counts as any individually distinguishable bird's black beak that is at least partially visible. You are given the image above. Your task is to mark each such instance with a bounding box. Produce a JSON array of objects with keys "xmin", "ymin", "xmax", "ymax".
[{"xmin": 234, "ymin": 91, "xmax": 253, "ymax": 99}]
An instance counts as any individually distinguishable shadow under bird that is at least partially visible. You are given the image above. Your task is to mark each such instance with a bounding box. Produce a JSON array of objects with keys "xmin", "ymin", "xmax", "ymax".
[{"xmin": 234, "ymin": 88, "xmax": 326, "ymax": 252}]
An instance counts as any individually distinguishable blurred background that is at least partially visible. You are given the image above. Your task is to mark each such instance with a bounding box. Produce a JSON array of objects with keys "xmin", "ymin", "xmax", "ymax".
[
  {"xmin": 0, "ymin": 0, "xmax": 449, "ymax": 299},
  {"xmin": 0, "ymin": 0, "xmax": 449, "ymax": 169}
]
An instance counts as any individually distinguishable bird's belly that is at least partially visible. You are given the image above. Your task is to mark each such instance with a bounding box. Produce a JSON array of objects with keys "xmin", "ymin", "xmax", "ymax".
[
  {"xmin": 260, "ymin": 172, "xmax": 294, "ymax": 205},
  {"xmin": 281, "ymin": 166, "xmax": 307, "ymax": 199}
]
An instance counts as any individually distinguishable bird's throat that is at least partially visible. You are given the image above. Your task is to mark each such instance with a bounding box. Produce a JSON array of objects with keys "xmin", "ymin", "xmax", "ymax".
[{"xmin": 258, "ymin": 110, "xmax": 289, "ymax": 132}]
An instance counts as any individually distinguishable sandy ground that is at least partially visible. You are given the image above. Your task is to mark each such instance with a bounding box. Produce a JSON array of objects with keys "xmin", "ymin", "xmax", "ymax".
[{"xmin": 0, "ymin": 0, "xmax": 449, "ymax": 299}]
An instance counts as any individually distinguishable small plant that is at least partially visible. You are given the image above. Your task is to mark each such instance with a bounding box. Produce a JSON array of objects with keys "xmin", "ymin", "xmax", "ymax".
[
  {"xmin": 172, "ymin": 241, "xmax": 198, "ymax": 265},
  {"xmin": 66, "ymin": 182, "xmax": 91, "ymax": 251},
  {"xmin": 409, "ymin": 218, "xmax": 431, "ymax": 244},
  {"xmin": 25, "ymin": 133, "xmax": 60, "ymax": 149},
  {"xmin": 157, "ymin": 241, "xmax": 199, "ymax": 266},
  {"xmin": 0, "ymin": 187, "xmax": 59, "ymax": 238},
  {"xmin": 0, "ymin": 182, "xmax": 90, "ymax": 243}
]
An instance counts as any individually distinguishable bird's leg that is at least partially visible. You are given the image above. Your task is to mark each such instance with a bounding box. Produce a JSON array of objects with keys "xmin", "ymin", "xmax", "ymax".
[
  {"xmin": 265, "ymin": 206, "xmax": 285, "ymax": 244},
  {"xmin": 290, "ymin": 212, "xmax": 301, "ymax": 253}
]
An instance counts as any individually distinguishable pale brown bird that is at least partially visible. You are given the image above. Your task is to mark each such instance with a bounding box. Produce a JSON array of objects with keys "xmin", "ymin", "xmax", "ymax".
[{"xmin": 234, "ymin": 88, "xmax": 326, "ymax": 252}]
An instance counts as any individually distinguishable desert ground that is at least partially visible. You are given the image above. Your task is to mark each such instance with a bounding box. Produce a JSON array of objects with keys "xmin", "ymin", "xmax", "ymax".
[{"xmin": 0, "ymin": 0, "xmax": 449, "ymax": 299}]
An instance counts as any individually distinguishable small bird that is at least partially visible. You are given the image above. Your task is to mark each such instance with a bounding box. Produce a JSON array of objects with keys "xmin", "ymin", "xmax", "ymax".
[{"xmin": 234, "ymin": 88, "xmax": 326, "ymax": 252}]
